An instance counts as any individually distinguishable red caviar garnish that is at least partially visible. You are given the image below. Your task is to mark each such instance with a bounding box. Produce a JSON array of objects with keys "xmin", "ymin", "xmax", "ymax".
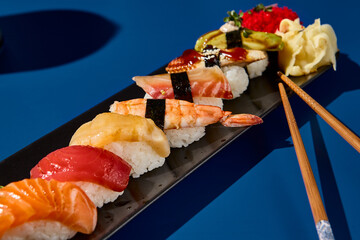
[{"xmin": 241, "ymin": 4, "xmax": 299, "ymax": 33}]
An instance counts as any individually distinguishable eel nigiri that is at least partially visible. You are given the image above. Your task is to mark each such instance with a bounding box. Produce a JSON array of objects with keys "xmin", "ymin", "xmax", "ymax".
[
  {"xmin": 69, "ymin": 113, "xmax": 170, "ymax": 178},
  {"xmin": 30, "ymin": 145, "xmax": 132, "ymax": 208},
  {"xmin": 165, "ymin": 47, "xmax": 266, "ymax": 73},
  {"xmin": 167, "ymin": 45, "xmax": 269, "ymax": 81},
  {"xmin": 0, "ymin": 178, "xmax": 97, "ymax": 239}
]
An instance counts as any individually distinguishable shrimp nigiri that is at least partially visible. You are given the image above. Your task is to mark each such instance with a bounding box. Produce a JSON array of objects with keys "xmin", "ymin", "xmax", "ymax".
[
  {"xmin": 0, "ymin": 178, "xmax": 97, "ymax": 239},
  {"xmin": 109, "ymin": 98, "xmax": 263, "ymax": 130},
  {"xmin": 109, "ymin": 98, "xmax": 263, "ymax": 148}
]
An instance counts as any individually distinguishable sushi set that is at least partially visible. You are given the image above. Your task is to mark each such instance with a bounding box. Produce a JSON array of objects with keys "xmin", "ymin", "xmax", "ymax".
[{"xmin": 0, "ymin": 4, "xmax": 338, "ymax": 240}]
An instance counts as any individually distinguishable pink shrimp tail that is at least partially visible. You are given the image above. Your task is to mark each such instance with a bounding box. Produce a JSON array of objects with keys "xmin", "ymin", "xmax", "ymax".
[{"xmin": 220, "ymin": 113, "xmax": 263, "ymax": 127}]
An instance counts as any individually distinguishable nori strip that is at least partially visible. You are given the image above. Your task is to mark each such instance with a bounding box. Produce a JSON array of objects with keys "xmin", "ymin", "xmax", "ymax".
[
  {"xmin": 202, "ymin": 45, "xmax": 220, "ymax": 68},
  {"xmin": 226, "ymin": 29, "xmax": 242, "ymax": 48},
  {"xmin": 170, "ymin": 72, "xmax": 193, "ymax": 102},
  {"xmin": 145, "ymin": 99, "xmax": 166, "ymax": 130},
  {"xmin": 204, "ymin": 54, "xmax": 220, "ymax": 68}
]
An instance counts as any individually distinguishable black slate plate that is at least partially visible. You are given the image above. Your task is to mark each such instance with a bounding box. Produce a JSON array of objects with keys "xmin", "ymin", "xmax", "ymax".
[{"xmin": 0, "ymin": 58, "xmax": 332, "ymax": 239}]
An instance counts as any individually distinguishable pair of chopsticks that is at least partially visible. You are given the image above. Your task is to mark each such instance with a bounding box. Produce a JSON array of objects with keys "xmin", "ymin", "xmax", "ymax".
[
  {"xmin": 277, "ymin": 71, "xmax": 360, "ymax": 240},
  {"xmin": 278, "ymin": 71, "xmax": 360, "ymax": 153}
]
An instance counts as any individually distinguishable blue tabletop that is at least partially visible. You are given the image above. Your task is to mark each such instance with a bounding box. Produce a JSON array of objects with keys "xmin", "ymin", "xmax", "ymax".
[{"xmin": 0, "ymin": 0, "xmax": 359, "ymax": 239}]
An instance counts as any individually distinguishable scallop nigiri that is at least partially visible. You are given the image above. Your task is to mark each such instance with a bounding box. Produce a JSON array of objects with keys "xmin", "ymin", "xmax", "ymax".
[
  {"xmin": 30, "ymin": 145, "xmax": 132, "ymax": 208},
  {"xmin": 69, "ymin": 113, "xmax": 171, "ymax": 178},
  {"xmin": 0, "ymin": 178, "xmax": 97, "ymax": 240}
]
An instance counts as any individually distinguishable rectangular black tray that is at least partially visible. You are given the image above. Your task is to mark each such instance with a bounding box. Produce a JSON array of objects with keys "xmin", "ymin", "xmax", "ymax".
[{"xmin": 0, "ymin": 60, "xmax": 331, "ymax": 239}]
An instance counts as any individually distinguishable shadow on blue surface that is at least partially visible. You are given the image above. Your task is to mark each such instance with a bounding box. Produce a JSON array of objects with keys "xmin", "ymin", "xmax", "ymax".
[
  {"xmin": 310, "ymin": 117, "xmax": 352, "ymax": 240},
  {"xmin": 0, "ymin": 10, "xmax": 117, "ymax": 74},
  {"xmin": 112, "ymin": 53, "xmax": 360, "ymax": 239}
]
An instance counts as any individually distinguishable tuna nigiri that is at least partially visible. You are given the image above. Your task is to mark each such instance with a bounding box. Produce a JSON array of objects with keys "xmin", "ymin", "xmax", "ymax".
[
  {"xmin": 69, "ymin": 113, "xmax": 171, "ymax": 178},
  {"xmin": 0, "ymin": 178, "xmax": 97, "ymax": 239},
  {"xmin": 30, "ymin": 145, "xmax": 132, "ymax": 208}
]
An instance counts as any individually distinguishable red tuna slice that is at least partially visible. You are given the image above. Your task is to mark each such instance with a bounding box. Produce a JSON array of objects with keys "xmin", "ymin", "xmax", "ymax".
[
  {"xmin": 133, "ymin": 66, "xmax": 233, "ymax": 99},
  {"xmin": 30, "ymin": 145, "xmax": 131, "ymax": 192}
]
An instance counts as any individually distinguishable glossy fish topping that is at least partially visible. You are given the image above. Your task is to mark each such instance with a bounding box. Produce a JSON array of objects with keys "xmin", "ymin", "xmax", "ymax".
[
  {"xmin": 30, "ymin": 145, "xmax": 131, "ymax": 192},
  {"xmin": 133, "ymin": 66, "xmax": 233, "ymax": 99}
]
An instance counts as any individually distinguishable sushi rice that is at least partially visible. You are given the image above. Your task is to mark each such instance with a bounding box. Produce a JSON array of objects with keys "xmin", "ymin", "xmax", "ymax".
[
  {"xmin": 105, "ymin": 141, "xmax": 166, "ymax": 178},
  {"xmin": 73, "ymin": 181, "xmax": 124, "ymax": 208},
  {"xmin": 246, "ymin": 54, "xmax": 269, "ymax": 79},
  {"xmin": 1, "ymin": 220, "xmax": 76, "ymax": 240},
  {"xmin": 222, "ymin": 54, "xmax": 269, "ymax": 98},
  {"xmin": 221, "ymin": 65, "xmax": 249, "ymax": 98},
  {"xmin": 164, "ymin": 126, "xmax": 206, "ymax": 148}
]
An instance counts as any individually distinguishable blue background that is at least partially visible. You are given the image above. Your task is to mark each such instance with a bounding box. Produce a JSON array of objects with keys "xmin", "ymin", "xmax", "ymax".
[{"xmin": 0, "ymin": 0, "xmax": 359, "ymax": 239}]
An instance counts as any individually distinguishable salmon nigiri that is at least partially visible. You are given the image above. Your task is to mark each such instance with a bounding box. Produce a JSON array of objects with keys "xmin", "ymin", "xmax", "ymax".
[
  {"xmin": 31, "ymin": 145, "xmax": 132, "ymax": 208},
  {"xmin": 0, "ymin": 178, "xmax": 97, "ymax": 239}
]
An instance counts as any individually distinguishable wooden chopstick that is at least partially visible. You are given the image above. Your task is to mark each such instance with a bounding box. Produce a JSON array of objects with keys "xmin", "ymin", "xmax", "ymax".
[
  {"xmin": 278, "ymin": 71, "xmax": 360, "ymax": 154},
  {"xmin": 278, "ymin": 82, "xmax": 335, "ymax": 240}
]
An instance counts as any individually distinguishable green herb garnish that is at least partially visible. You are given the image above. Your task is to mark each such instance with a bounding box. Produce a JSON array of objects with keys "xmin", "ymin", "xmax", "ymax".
[
  {"xmin": 242, "ymin": 29, "xmax": 252, "ymax": 38},
  {"xmin": 223, "ymin": 10, "xmax": 243, "ymax": 27},
  {"xmin": 224, "ymin": 4, "xmax": 272, "ymax": 26},
  {"xmin": 253, "ymin": 3, "xmax": 273, "ymax": 12}
]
